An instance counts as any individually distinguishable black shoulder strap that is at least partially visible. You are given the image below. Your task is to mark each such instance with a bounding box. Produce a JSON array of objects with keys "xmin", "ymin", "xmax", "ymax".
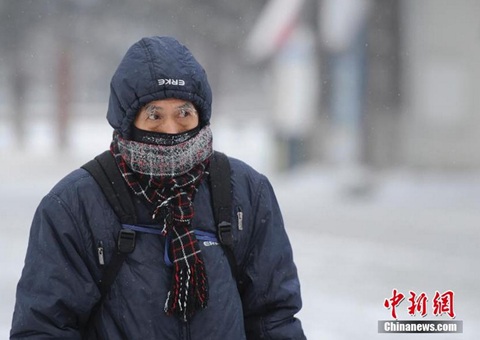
[
  {"xmin": 82, "ymin": 151, "xmax": 137, "ymax": 225},
  {"xmin": 209, "ymin": 151, "xmax": 237, "ymax": 279},
  {"xmin": 81, "ymin": 151, "xmax": 137, "ymax": 297}
]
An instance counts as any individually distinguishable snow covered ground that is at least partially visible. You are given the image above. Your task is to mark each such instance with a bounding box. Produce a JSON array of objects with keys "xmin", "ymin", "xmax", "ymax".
[{"xmin": 1, "ymin": 116, "xmax": 479, "ymax": 339}]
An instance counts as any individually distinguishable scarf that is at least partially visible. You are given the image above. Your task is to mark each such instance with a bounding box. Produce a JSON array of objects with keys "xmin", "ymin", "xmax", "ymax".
[
  {"xmin": 116, "ymin": 125, "xmax": 213, "ymax": 177},
  {"xmin": 110, "ymin": 126, "xmax": 213, "ymax": 321}
]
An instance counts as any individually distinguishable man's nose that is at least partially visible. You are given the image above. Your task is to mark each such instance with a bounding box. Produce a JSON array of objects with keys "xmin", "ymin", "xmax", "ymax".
[{"xmin": 160, "ymin": 118, "xmax": 182, "ymax": 134}]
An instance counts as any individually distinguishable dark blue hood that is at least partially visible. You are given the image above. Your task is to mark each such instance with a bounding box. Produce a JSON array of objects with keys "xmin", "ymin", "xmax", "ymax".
[{"xmin": 107, "ymin": 36, "xmax": 212, "ymax": 138}]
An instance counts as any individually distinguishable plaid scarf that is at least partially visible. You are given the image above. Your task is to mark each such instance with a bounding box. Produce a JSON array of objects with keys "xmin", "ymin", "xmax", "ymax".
[{"xmin": 111, "ymin": 129, "xmax": 212, "ymax": 322}]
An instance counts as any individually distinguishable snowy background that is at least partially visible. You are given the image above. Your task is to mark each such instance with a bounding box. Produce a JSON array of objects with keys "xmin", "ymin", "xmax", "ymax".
[
  {"xmin": 2, "ymin": 1, "xmax": 480, "ymax": 339},
  {"xmin": 1, "ymin": 116, "xmax": 479, "ymax": 339}
]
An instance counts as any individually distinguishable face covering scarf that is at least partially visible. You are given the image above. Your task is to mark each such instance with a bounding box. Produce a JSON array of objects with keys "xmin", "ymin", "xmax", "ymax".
[
  {"xmin": 110, "ymin": 125, "xmax": 213, "ymax": 322},
  {"xmin": 131, "ymin": 124, "xmax": 202, "ymax": 146}
]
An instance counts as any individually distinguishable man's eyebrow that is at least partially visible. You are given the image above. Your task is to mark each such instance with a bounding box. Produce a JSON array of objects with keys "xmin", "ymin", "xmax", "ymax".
[
  {"xmin": 144, "ymin": 104, "xmax": 163, "ymax": 112},
  {"xmin": 177, "ymin": 102, "xmax": 196, "ymax": 111}
]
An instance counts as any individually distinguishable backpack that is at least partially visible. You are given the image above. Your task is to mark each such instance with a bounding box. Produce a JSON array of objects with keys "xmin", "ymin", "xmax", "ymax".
[{"xmin": 81, "ymin": 150, "xmax": 238, "ymax": 305}]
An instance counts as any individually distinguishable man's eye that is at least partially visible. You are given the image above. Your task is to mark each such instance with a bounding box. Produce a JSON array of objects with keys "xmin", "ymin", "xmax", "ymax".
[
  {"xmin": 178, "ymin": 108, "xmax": 196, "ymax": 118},
  {"xmin": 146, "ymin": 112, "xmax": 159, "ymax": 120},
  {"xmin": 144, "ymin": 107, "xmax": 160, "ymax": 120}
]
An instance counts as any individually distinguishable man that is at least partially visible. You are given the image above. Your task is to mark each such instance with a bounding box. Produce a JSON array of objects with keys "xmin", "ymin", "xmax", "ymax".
[{"xmin": 11, "ymin": 36, "xmax": 306, "ymax": 339}]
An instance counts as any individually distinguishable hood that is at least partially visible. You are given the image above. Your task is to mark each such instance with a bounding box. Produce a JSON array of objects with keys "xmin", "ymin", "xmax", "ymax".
[{"xmin": 107, "ymin": 36, "xmax": 212, "ymax": 138}]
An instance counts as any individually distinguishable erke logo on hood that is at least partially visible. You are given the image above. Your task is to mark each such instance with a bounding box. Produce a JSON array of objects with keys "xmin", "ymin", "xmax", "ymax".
[{"xmin": 157, "ymin": 78, "xmax": 185, "ymax": 86}]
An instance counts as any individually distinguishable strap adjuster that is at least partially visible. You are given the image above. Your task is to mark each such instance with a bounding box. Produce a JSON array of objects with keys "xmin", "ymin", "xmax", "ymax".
[
  {"xmin": 218, "ymin": 221, "xmax": 233, "ymax": 247},
  {"xmin": 117, "ymin": 229, "xmax": 136, "ymax": 253}
]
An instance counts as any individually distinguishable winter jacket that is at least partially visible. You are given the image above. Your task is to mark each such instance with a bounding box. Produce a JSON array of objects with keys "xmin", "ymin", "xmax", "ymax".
[{"xmin": 11, "ymin": 155, "xmax": 305, "ymax": 339}]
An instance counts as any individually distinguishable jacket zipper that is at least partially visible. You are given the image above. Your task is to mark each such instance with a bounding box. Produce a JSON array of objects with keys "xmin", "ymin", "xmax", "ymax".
[
  {"xmin": 237, "ymin": 206, "xmax": 243, "ymax": 231},
  {"xmin": 97, "ymin": 241, "xmax": 105, "ymax": 266},
  {"xmin": 180, "ymin": 321, "xmax": 191, "ymax": 340}
]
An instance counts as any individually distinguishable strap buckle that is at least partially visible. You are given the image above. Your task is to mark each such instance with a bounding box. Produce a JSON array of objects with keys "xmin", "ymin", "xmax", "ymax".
[
  {"xmin": 217, "ymin": 221, "xmax": 233, "ymax": 247},
  {"xmin": 117, "ymin": 229, "xmax": 136, "ymax": 253}
]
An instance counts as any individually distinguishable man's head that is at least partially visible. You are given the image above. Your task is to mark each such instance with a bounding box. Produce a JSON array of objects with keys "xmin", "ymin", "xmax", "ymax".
[{"xmin": 107, "ymin": 36, "xmax": 212, "ymax": 139}]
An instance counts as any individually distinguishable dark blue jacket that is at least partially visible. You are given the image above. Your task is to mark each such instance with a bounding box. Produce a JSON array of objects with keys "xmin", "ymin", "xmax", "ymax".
[
  {"xmin": 11, "ymin": 157, "xmax": 305, "ymax": 339},
  {"xmin": 11, "ymin": 36, "xmax": 305, "ymax": 339}
]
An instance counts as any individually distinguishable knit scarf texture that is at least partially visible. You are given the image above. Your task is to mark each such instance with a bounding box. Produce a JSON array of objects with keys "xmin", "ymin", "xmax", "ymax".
[
  {"xmin": 110, "ymin": 126, "xmax": 213, "ymax": 322},
  {"xmin": 115, "ymin": 125, "xmax": 213, "ymax": 177}
]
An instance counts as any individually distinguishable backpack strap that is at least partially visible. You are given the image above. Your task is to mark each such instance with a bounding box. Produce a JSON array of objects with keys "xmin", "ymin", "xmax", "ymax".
[
  {"xmin": 82, "ymin": 151, "xmax": 136, "ymax": 225},
  {"xmin": 81, "ymin": 151, "xmax": 137, "ymax": 297},
  {"xmin": 209, "ymin": 151, "xmax": 237, "ymax": 279}
]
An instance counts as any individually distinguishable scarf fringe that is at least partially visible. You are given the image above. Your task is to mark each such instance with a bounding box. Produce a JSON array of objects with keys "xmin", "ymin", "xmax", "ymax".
[{"xmin": 164, "ymin": 258, "xmax": 209, "ymax": 322}]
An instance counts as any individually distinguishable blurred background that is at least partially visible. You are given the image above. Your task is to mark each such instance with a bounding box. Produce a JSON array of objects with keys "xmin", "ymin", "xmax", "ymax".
[{"xmin": 1, "ymin": 0, "xmax": 479, "ymax": 338}]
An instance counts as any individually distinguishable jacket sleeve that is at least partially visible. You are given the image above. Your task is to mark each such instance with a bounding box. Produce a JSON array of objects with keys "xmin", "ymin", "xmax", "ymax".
[
  {"xmin": 10, "ymin": 192, "xmax": 100, "ymax": 339},
  {"xmin": 241, "ymin": 176, "xmax": 306, "ymax": 340}
]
